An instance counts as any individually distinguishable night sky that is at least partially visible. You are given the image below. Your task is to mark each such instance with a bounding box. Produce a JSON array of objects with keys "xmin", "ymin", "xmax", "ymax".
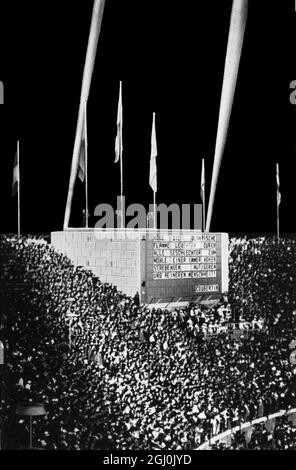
[{"xmin": 0, "ymin": 0, "xmax": 295, "ymax": 235}]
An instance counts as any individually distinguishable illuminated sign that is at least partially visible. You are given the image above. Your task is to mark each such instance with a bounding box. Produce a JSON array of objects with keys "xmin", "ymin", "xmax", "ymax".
[{"xmin": 152, "ymin": 235, "xmax": 219, "ymax": 282}]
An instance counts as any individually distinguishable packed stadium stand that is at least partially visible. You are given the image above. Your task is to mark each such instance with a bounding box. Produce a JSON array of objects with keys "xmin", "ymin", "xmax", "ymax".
[{"xmin": 0, "ymin": 234, "xmax": 296, "ymax": 449}]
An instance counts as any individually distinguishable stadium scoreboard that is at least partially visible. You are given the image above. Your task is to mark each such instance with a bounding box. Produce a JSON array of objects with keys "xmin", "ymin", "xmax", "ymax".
[{"xmin": 142, "ymin": 232, "xmax": 228, "ymax": 303}]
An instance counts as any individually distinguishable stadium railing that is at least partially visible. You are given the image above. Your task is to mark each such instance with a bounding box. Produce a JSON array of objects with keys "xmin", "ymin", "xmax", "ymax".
[
  {"xmin": 204, "ymin": 322, "xmax": 265, "ymax": 339},
  {"xmin": 196, "ymin": 407, "xmax": 296, "ymax": 450}
]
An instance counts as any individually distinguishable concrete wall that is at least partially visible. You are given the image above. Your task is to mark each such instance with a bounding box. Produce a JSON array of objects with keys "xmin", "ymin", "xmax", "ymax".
[{"xmin": 51, "ymin": 230, "xmax": 141, "ymax": 297}]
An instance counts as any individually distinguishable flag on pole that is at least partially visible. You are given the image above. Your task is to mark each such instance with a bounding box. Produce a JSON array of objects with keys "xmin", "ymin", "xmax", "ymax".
[
  {"xmin": 115, "ymin": 81, "xmax": 123, "ymax": 163},
  {"xmin": 78, "ymin": 104, "xmax": 87, "ymax": 182},
  {"xmin": 149, "ymin": 112, "xmax": 157, "ymax": 192},
  {"xmin": 12, "ymin": 148, "xmax": 19, "ymax": 198},
  {"xmin": 276, "ymin": 163, "xmax": 281, "ymax": 206},
  {"xmin": 200, "ymin": 158, "xmax": 205, "ymax": 204}
]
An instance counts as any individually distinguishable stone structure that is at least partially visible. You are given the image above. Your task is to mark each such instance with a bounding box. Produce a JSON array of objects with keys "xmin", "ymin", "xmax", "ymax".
[{"xmin": 51, "ymin": 229, "xmax": 229, "ymax": 304}]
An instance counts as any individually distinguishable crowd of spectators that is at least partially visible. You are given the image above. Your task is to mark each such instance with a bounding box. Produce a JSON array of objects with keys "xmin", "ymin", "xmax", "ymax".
[
  {"xmin": 229, "ymin": 237, "xmax": 296, "ymax": 330},
  {"xmin": 0, "ymin": 234, "xmax": 296, "ymax": 450}
]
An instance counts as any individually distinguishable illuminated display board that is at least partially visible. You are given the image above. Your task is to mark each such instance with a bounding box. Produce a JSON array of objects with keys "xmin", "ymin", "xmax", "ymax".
[
  {"xmin": 142, "ymin": 232, "xmax": 229, "ymax": 303},
  {"xmin": 152, "ymin": 234, "xmax": 218, "ymax": 280}
]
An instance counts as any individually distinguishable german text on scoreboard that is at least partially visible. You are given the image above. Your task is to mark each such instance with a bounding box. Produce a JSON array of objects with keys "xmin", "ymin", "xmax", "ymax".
[
  {"xmin": 153, "ymin": 234, "xmax": 218, "ymax": 280},
  {"xmin": 142, "ymin": 232, "xmax": 229, "ymax": 303}
]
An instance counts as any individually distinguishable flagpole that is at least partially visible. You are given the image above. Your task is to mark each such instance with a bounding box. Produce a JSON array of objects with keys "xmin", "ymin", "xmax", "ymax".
[
  {"xmin": 202, "ymin": 158, "xmax": 206, "ymax": 232},
  {"xmin": 276, "ymin": 163, "xmax": 280, "ymax": 241},
  {"xmin": 203, "ymin": 193, "xmax": 206, "ymax": 233},
  {"xmin": 84, "ymin": 101, "xmax": 89, "ymax": 228},
  {"xmin": 17, "ymin": 140, "xmax": 20, "ymax": 237},
  {"xmin": 203, "ymin": 161, "xmax": 206, "ymax": 233},
  {"xmin": 277, "ymin": 199, "xmax": 279, "ymax": 241},
  {"xmin": 120, "ymin": 141, "xmax": 123, "ymax": 229},
  {"xmin": 150, "ymin": 111, "xmax": 157, "ymax": 230},
  {"xmin": 153, "ymin": 190, "xmax": 156, "ymax": 230},
  {"xmin": 120, "ymin": 81, "xmax": 123, "ymax": 229}
]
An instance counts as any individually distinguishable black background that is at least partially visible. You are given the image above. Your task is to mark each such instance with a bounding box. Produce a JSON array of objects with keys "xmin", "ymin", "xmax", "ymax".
[{"xmin": 0, "ymin": 0, "xmax": 295, "ymax": 235}]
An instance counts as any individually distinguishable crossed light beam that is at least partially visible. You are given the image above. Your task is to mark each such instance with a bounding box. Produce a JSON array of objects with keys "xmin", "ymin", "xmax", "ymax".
[
  {"xmin": 64, "ymin": 0, "xmax": 106, "ymax": 230},
  {"xmin": 63, "ymin": 0, "xmax": 248, "ymax": 232},
  {"xmin": 206, "ymin": 0, "xmax": 248, "ymax": 232}
]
